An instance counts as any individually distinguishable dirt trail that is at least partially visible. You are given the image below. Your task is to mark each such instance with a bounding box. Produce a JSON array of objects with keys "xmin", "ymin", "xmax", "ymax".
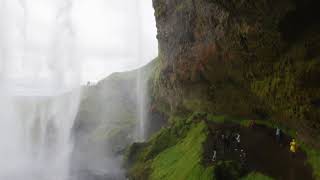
[{"xmin": 204, "ymin": 122, "xmax": 314, "ymax": 180}]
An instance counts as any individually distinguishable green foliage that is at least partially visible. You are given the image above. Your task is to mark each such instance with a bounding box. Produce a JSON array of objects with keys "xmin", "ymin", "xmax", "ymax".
[
  {"xmin": 249, "ymin": 43, "xmax": 320, "ymax": 143},
  {"xmin": 207, "ymin": 114, "xmax": 230, "ymax": 123},
  {"xmin": 126, "ymin": 113, "xmax": 214, "ymax": 180},
  {"xmin": 175, "ymin": 0, "xmax": 193, "ymax": 12},
  {"xmin": 241, "ymin": 172, "xmax": 274, "ymax": 180},
  {"xmin": 154, "ymin": 0, "xmax": 166, "ymax": 18},
  {"xmin": 145, "ymin": 128, "xmax": 183, "ymax": 160},
  {"xmin": 150, "ymin": 122, "xmax": 213, "ymax": 180},
  {"xmin": 214, "ymin": 161, "xmax": 244, "ymax": 180},
  {"xmin": 206, "ymin": 114, "xmax": 249, "ymax": 126},
  {"xmin": 303, "ymin": 146, "xmax": 320, "ymax": 180},
  {"xmin": 125, "ymin": 142, "xmax": 148, "ymax": 168},
  {"xmin": 92, "ymin": 119, "xmax": 134, "ymax": 141},
  {"xmin": 128, "ymin": 161, "xmax": 152, "ymax": 180},
  {"xmin": 183, "ymin": 99, "xmax": 214, "ymax": 113},
  {"xmin": 126, "ymin": 112, "xmax": 320, "ymax": 180}
]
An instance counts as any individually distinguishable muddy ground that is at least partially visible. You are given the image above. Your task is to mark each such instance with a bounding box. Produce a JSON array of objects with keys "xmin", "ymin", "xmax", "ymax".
[{"xmin": 204, "ymin": 121, "xmax": 314, "ymax": 180}]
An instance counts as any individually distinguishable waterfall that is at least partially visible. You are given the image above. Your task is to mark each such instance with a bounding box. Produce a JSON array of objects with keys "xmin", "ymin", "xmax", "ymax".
[
  {"xmin": 0, "ymin": 0, "xmax": 80, "ymax": 179},
  {"xmin": 135, "ymin": 0, "xmax": 147, "ymax": 142},
  {"xmin": 134, "ymin": 0, "xmax": 157, "ymax": 141},
  {"xmin": 135, "ymin": 0, "xmax": 144, "ymax": 142},
  {"xmin": 136, "ymin": 67, "xmax": 147, "ymax": 142},
  {"xmin": 0, "ymin": 94, "xmax": 80, "ymax": 180}
]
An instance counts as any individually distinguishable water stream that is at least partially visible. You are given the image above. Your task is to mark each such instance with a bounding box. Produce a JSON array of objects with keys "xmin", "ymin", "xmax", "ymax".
[
  {"xmin": 0, "ymin": 0, "xmax": 80, "ymax": 179},
  {"xmin": 0, "ymin": 0, "xmax": 156, "ymax": 179}
]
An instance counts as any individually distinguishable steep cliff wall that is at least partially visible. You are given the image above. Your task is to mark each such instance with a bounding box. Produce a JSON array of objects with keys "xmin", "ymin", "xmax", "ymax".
[{"xmin": 151, "ymin": 0, "xmax": 320, "ymax": 147}]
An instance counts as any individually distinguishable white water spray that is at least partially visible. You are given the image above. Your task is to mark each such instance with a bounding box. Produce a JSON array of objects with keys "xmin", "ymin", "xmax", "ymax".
[
  {"xmin": 135, "ymin": 0, "xmax": 147, "ymax": 142},
  {"xmin": 0, "ymin": 0, "xmax": 79, "ymax": 179}
]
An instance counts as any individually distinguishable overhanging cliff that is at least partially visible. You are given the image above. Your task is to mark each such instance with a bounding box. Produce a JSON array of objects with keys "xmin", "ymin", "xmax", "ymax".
[{"xmin": 151, "ymin": 0, "xmax": 320, "ymax": 148}]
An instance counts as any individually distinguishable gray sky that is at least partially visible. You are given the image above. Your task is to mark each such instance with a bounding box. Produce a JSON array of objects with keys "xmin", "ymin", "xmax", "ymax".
[
  {"xmin": 0, "ymin": 0, "xmax": 158, "ymax": 95},
  {"xmin": 73, "ymin": 0, "xmax": 158, "ymax": 83}
]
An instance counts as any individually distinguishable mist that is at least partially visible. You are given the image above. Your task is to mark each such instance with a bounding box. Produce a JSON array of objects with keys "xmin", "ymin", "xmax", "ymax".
[{"xmin": 0, "ymin": 0, "xmax": 157, "ymax": 179}]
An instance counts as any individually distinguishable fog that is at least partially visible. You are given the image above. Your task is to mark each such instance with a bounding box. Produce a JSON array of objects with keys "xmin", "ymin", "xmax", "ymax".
[
  {"xmin": 0, "ymin": 0, "xmax": 157, "ymax": 95},
  {"xmin": 74, "ymin": 0, "xmax": 158, "ymax": 83},
  {"xmin": 0, "ymin": 0, "xmax": 157, "ymax": 179}
]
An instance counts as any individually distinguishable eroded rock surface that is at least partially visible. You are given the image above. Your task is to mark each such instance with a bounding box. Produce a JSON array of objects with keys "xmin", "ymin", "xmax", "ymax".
[{"xmin": 152, "ymin": 0, "xmax": 320, "ymax": 147}]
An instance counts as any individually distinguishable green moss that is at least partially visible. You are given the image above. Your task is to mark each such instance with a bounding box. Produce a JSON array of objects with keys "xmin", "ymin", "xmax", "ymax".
[
  {"xmin": 154, "ymin": 0, "xmax": 166, "ymax": 18},
  {"xmin": 302, "ymin": 146, "xmax": 320, "ymax": 180},
  {"xmin": 128, "ymin": 161, "xmax": 152, "ymax": 180},
  {"xmin": 214, "ymin": 161, "xmax": 244, "ymax": 180},
  {"xmin": 241, "ymin": 172, "xmax": 274, "ymax": 180},
  {"xmin": 91, "ymin": 118, "xmax": 135, "ymax": 141},
  {"xmin": 126, "ymin": 115, "xmax": 198, "ymax": 179},
  {"xmin": 175, "ymin": 0, "xmax": 193, "ymax": 12},
  {"xmin": 150, "ymin": 122, "xmax": 213, "ymax": 180},
  {"xmin": 207, "ymin": 114, "xmax": 228, "ymax": 123},
  {"xmin": 127, "ymin": 112, "xmax": 320, "ymax": 180},
  {"xmin": 141, "ymin": 115, "xmax": 193, "ymax": 161},
  {"xmin": 183, "ymin": 99, "xmax": 213, "ymax": 112},
  {"xmin": 126, "ymin": 113, "xmax": 215, "ymax": 180},
  {"xmin": 248, "ymin": 43, "xmax": 320, "ymax": 144},
  {"xmin": 206, "ymin": 114, "xmax": 249, "ymax": 126},
  {"xmin": 153, "ymin": 97, "xmax": 171, "ymax": 115},
  {"xmin": 124, "ymin": 142, "xmax": 148, "ymax": 168}
]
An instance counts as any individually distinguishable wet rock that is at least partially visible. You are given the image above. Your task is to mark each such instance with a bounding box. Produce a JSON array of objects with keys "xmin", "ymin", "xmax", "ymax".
[{"xmin": 152, "ymin": 0, "xmax": 320, "ymax": 148}]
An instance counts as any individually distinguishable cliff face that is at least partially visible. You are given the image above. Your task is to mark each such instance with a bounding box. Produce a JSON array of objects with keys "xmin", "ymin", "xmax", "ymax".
[{"xmin": 152, "ymin": 0, "xmax": 320, "ymax": 147}]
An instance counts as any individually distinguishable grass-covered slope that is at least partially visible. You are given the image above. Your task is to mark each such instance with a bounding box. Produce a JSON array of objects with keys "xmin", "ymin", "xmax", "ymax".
[
  {"xmin": 126, "ymin": 115, "xmax": 213, "ymax": 180},
  {"xmin": 150, "ymin": 122, "xmax": 213, "ymax": 180},
  {"xmin": 126, "ymin": 112, "xmax": 319, "ymax": 180},
  {"xmin": 241, "ymin": 172, "xmax": 273, "ymax": 180}
]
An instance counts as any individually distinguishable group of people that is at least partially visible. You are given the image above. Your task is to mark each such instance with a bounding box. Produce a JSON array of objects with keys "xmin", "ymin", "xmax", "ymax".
[
  {"xmin": 212, "ymin": 131, "xmax": 244, "ymax": 163},
  {"xmin": 211, "ymin": 125, "xmax": 299, "ymax": 163},
  {"xmin": 250, "ymin": 120, "xmax": 298, "ymax": 157},
  {"xmin": 221, "ymin": 132, "xmax": 242, "ymax": 152},
  {"xmin": 275, "ymin": 127, "xmax": 298, "ymax": 157}
]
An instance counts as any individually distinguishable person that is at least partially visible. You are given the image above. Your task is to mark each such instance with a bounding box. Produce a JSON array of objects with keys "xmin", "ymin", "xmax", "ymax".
[
  {"xmin": 225, "ymin": 132, "xmax": 231, "ymax": 151},
  {"xmin": 249, "ymin": 119, "xmax": 256, "ymax": 128},
  {"xmin": 239, "ymin": 149, "xmax": 247, "ymax": 167},
  {"xmin": 212, "ymin": 150, "xmax": 217, "ymax": 162},
  {"xmin": 221, "ymin": 134, "xmax": 226, "ymax": 153},
  {"xmin": 221, "ymin": 134, "xmax": 225, "ymax": 143},
  {"xmin": 290, "ymin": 139, "xmax": 297, "ymax": 157},
  {"xmin": 276, "ymin": 128, "xmax": 281, "ymax": 144},
  {"xmin": 235, "ymin": 133, "xmax": 241, "ymax": 151}
]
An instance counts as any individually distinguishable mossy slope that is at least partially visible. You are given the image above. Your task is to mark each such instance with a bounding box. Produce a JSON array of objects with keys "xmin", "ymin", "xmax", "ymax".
[
  {"xmin": 126, "ymin": 116, "xmax": 213, "ymax": 180},
  {"xmin": 150, "ymin": 122, "xmax": 213, "ymax": 180}
]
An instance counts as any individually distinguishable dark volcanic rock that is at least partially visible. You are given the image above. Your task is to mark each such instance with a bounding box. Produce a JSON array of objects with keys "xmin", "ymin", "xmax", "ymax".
[{"xmin": 152, "ymin": 0, "xmax": 320, "ymax": 147}]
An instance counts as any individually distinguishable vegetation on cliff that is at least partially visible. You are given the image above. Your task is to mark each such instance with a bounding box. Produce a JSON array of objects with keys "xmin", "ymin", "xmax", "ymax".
[
  {"xmin": 126, "ymin": 112, "xmax": 318, "ymax": 179},
  {"xmin": 152, "ymin": 0, "xmax": 320, "ymax": 148},
  {"xmin": 76, "ymin": 0, "xmax": 320, "ymax": 179},
  {"xmin": 125, "ymin": 115, "xmax": 213, "ymax": 180}
]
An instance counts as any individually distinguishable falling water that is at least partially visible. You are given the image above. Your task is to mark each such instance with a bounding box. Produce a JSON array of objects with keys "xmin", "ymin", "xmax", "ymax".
[
  {"xmin": 0, "ymin": 0, "xmax": 80, "ymax": 179},
  {"xmin": 136, "ymin": 68, "xmax": 147, "ymax": 142},
  {"xmin": 135, "ymin": 0, "xmax": 147, "ymax": 142},
  {"xmin": 134, "ymin": 0, "xmax": 157, "ymax": 142}
]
